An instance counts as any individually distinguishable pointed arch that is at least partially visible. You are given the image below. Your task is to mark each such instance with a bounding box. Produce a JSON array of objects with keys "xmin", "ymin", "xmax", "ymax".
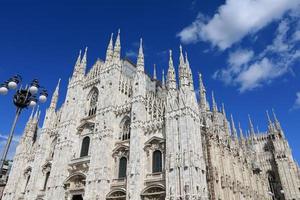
[
  {"xmin": 87, "ymin": 87, "xmax": 99, "ymax": 116},
  {"xmin": 119, "ymin": 116, "xmax": 131, "ymax": 141}
]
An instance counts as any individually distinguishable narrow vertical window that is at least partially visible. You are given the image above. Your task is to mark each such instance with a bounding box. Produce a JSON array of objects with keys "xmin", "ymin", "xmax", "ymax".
[
  {"xmin": 24, "ymin": 175, "xmax": 31, "ymax": 192},
  {"xmin": 43, "ymin": 171, "xmax": 50, "ymax": 190},
  {"xmin": 122, "ymin": 119, "xmax": 131, "ymax": 141},
  {"xmin": 153, "ymin": 150, "xmax": 162, "ymax": 173},
  {"xmin": 118, "ymin": 157, "xmax": 127, "ymax": 178},
  {"xmin": 88, "ymin": 88, "xmax": 99, "ymax": 117},
  {"xmin": 80, "ymin": 136, "xmax": 90, "ymax": 157}
]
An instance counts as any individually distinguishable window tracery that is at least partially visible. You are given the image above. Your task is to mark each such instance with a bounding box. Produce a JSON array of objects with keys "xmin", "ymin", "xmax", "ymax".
[
  {"xmin": 87, "ymin": 88, "xmax": 99, "ymax": 117},
  {"xmin": 119, "ymin": 116, "xmax": 131, "ymax": 141}
]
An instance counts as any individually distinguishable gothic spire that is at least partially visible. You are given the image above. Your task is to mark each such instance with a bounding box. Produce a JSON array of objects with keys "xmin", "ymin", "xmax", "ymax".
[
  {"xmin": 75, "ymin": 50, "xmax": 82, "ymax": 66},
  {"xmin": 33, "ymin": 106, "xmax": 40, "ymax": 122},
  {"xmin": 222, "ymin": 104, "xmax": 230, "ymax": 137},
  {"xmin": 113, "ymin": 29, "xmax": 121, "ymax": 61},
  {"xmin": 25, "ymin": 107, "xmax": 35, "ymax": 130},
  {"xmin": 231, "ymin": 114, "xmax": 238, "ymax": 139},
  {"xmin": 167, "ymin": 50, "xmax": 176, "ymax": 90},
  {"xmin": 248, "ymin": 114, "xmax": 255, "ymax": 137},
  {"xmin": 153, "ymin": 64, "xmax": 157, "ymax": 80},
  {"xmin": 212, "ymin": 91, "xmax": 218, "ymax": 113},
  {"xmin": 185, "ymin": 52, "xmax": 194, "ymax": 88},
  {"xmin": 80, "ymin": 47, "xmax": 88, "ymax": 74},
  {"xmin": 29, "ymin": 107, "xmax": 35, "ymax": 121},
  {"xmin": 222, "ymin": 103, "xmax": 226, "ymax": 116},
  {"xmin": 256, "ymin": 126, "xmax": 260, "ymax": 134},
  {"xmin": 272, "ymin": 109, "xmax": 282, "ymax": 129},
  {"xmin": 199, "ymin": 72, "xmax": 208, "ymax": 110},
  {"xmin": 105, "ymin": 33, "xmax": 114, "ymax": 63},
  {"xmin": 179, "ymin": 45, "xmax": 185, "ymax": 67},
  {"xmin": 178, "ymin": 45, "xmax": 188, "ymax": 88},
  {"xmin": 266, "ymin": 110, "xmax": 275, "ymax": 133},
  {"xmin": 272, "ymin": 109, "xmax": 284, "ymax": 137},
  {"xmin": 239, "ymin": 122, "xmax": 244, "ymax": 141},
  {"xmin": 137, "ymin": 38, "xmax": 144, "ymax": 72},
  {"xmin": 162, "ymin": 69, "xmax": 165, "ymax": 87},
  {"xmin": 50, "ymin": 79, "xmax": 61, "ymax": 110},
  {"xmin": 72, "ymin": 50, "xmax": 82, "ymax": 78},
  {"xmin": 266, "ymin": 110, "xmax": 272, "ymax": 125}
]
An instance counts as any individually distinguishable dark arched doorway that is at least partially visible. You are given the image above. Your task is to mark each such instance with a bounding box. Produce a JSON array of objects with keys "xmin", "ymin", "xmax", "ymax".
[{"xmin": 72, "ymin": 194, "xmax": 83, "ymax": 200}]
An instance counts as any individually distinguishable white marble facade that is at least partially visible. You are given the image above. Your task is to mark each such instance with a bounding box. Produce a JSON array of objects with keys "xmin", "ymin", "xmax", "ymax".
[{"xmin": 2, "ymin": 32, "xmax": 300, "ymax": 200}]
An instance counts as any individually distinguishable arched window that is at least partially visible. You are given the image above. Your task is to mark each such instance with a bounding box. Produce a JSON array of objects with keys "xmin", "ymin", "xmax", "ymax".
[
  {"xmin": 152, "ymin": 150, "xmax": 162, "ymax": 173},
  {"xmin": 80, "ymin": 136, "xmax": 90, "ymax": 157},
  {"xmin": 88, "ymin": 88, "xmax": 99, "ymax": 116},
  {"xmin": 118, "ymin": 157, "xmax": 127, "ymax": 179},
  {"xmin": 121, "ymin": 119, "xmax": 131, "ymax": 141},
  {"xmin": 43, "ymin": 171, "xmax": 50, "ymax": 190}
]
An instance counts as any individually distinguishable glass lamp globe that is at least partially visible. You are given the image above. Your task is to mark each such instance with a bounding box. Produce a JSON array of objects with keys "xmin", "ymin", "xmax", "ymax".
[
  {"xmin": 29, "ymin": 100, "xmax": 37, "ymax": 107},
  {"xmin": 0, "ymin": 86, "xmax": 8, "ymax": 95},
  {"xmin": 29, "ymin": 85, "xmax": 38, "ymax": 94},
  {"xmin": 8, "ymin": 81, "xmax": 17, "ymax": 90},
  {"xmin": 39, "ymin": 95, "xmax": 47, "ymax": 103}
]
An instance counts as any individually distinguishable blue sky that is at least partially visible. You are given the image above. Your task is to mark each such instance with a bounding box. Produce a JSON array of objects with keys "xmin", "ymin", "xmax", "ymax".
[{"xmin": 0, "ymin": 0, "xmax": 299, "ymax": 162}]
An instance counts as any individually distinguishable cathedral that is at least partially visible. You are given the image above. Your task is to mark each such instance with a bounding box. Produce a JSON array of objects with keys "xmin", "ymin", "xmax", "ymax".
[{"xmin": 2, "ymin": 31, "xmax": 300, "ymax": 200}]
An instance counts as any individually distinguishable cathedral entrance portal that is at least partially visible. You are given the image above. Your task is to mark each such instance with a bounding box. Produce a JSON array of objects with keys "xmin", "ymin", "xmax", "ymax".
[{"xmin": 72, "ymin": 194, "xmax": 83, "ymax": 200}]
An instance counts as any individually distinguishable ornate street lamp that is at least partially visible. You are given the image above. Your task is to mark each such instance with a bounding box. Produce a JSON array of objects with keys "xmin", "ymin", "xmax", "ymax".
[{"xmin": 0, "ymin": 75, "xmax": 48, "ymax": 172}]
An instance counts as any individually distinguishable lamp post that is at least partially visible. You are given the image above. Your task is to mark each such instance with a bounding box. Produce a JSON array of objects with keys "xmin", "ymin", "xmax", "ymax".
[{"xmin": 0, "ymin": 75, "xmax": 48, "ymax": 172}]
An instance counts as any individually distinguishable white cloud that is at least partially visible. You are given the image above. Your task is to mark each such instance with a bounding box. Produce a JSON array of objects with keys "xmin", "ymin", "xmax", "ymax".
[
  {"xmin": 0, "ymin": 133, "xmax": 21, "ymax": 160},
  {"xmin": 178, "ymin": 0, "xmax": 299, "ymax": 50},
  {"xmin": 213, "ymin": 15, "xmax": 300, "ymax": 92},
  {"xmin": 293, "ymin": 30, "xmax": 300, "ymax": 41},
  {"xmin": 292, "ymin": 92, "xmax": 300, "ymax": 110},
  {"xmin": 228, "ymin": 49, "xmax": 254, "ymax": 71},
  {"xmin": 0, "ymin": 133, "xmax": 21, "ymax": 143},
  {"xmin": 236, "ymin": 58, "xmax": 287, "ymax": 92},
  {"xmin": 125, "ymin": 50, "xmax": 137, "ymax": 58}
]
